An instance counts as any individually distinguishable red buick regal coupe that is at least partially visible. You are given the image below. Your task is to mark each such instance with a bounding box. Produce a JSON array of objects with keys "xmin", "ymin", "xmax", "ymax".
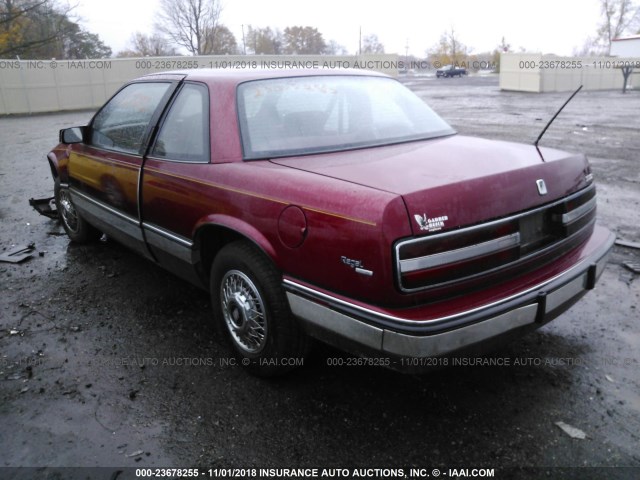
[{"xmin": 47, "ymin": 69, "xmax": 614, "ymax": 375}]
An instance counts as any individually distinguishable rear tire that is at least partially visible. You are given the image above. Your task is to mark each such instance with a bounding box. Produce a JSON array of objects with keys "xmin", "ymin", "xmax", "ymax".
[
  {"xmin": 54, "ymin": 180, "xmax": 100, "ymax": 243},
  {"xmin": 210, "ymin": 241, "xmax": 309, "ymax": 376}
]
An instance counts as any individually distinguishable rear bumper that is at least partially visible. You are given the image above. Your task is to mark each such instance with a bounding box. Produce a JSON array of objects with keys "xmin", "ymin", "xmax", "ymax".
[{"xmin": 284, "ymin": 226, "xmax": 615, "ymax": 361}]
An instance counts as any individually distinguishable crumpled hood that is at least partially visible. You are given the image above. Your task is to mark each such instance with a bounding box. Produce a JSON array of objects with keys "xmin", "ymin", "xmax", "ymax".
[{"xmin": 271, "ymin": 135, "xmax": 591, "ymax": 234}]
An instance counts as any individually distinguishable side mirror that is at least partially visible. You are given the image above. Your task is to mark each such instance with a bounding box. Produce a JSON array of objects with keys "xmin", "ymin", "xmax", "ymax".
[{"xmin": 59, "ymin": 126, "xmax": 86, "ymax": 144}]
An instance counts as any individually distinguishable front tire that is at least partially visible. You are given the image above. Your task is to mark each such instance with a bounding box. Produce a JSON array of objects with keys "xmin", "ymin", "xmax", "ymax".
[
  {"xmin": 54, "ymin": 180, "xmax": 100, "ymax": 243},
  {"xmin": 210, "ymin": 241, "xmax": 309, "ymax": 376}
]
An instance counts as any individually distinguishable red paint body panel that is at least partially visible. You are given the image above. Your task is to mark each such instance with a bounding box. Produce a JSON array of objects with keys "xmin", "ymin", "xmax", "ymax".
[
  {"xmin": 207, "ymin": 80, "xmax": 243, "ymax": 162},
  {"xmin": 143, "ymin": 156, "xmax": 408, "ymax": 303},
  {"xmin": 284, "ymin": 225, "xmax": 611, "ymax": 322},
  {"xmin": 272, "ymin": 136, "xmax": 590, "ymax": 235},
  {"xmin": 69, "ymin": 144, "xmax": 141, "ymax": 218},
  {"xmin": 48, "ymin": 69, "xmax": 611, "ymax": 337}
]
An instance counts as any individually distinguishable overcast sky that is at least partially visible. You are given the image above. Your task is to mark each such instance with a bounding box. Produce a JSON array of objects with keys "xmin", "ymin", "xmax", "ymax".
[{"xmin": 75, "ymin": 0, "xmax": 603, "ymax": 57}]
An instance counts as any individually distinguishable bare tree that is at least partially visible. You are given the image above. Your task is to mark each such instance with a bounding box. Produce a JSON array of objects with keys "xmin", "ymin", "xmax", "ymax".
[
  {"xmin": 446, "ymin": 27, "xmax": 468, "ymax": 64},
  {"xmin": 117, "ymin": 31, "xmax": 178, "ymax": 57},
  {"xmin": 362, "ymin": 34, "xmax": 384, "ymax": 54},
  {"xmin": 155, "ymin": 0, "xmax": 223, "ymax": 55},
  {"xmin": 325, "ymin": 39, "xmax": 348, "ymax": 55},
  {"xmin": 427, "ymin": 27, "xmax": 469, "ymax": 66},
  {"xmin": 597, "ymin": 0, "xmax": 640, "ymax": 53}
]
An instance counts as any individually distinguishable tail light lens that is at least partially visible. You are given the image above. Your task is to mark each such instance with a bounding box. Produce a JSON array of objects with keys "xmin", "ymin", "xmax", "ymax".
[{"xmin": 395, "ymin": 185, "xmax": 597, "ymax": 293}]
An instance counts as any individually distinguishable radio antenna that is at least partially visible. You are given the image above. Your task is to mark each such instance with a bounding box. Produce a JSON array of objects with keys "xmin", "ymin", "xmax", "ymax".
[{"xmin": 534, "ymin": 85, "xmax": 583, "ymax": 148}]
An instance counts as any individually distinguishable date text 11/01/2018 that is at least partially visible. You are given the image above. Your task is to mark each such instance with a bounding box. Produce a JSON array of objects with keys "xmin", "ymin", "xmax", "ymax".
[
  {"xmin": 519, "ymin": 60, "xmax": 640, "ymax": 70},
  {"xmin": 134, "ymin": 467, "xmax": 496, "ymax": 478}
]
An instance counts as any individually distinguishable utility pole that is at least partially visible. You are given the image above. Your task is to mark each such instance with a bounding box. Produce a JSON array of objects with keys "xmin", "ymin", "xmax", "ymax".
[{"xmin": 241, "ymin": 24, "xmax": 246, "ymax": 55}]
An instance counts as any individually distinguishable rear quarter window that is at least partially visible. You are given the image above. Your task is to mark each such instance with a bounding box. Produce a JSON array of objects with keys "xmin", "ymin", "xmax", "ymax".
[{"xmin": 151, "ymin": 83, "xmax": 210, "ymax": 163}]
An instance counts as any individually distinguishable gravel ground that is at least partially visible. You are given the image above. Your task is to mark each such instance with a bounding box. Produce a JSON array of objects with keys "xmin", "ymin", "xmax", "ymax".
[{"xmin": 0, "ymin": 74, "xmax": 639, "ymax": 480}]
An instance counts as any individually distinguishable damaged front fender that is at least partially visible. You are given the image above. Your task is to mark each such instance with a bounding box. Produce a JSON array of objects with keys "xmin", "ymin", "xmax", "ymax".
[{"xmin": 29, "ymin": 196, "xmax": 58, "ymax": 219}]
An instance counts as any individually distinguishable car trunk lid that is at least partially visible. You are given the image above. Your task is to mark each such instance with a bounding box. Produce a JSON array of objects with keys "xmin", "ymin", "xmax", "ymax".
[{"xmin": 270, "ymin": 135, "xmax": 591, "ymax": 235}]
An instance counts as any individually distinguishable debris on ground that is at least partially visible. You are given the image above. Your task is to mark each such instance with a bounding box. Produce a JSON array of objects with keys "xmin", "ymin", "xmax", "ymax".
[
  {"xmin": 29, "ymin": 197, "xmax": 58, "ymax": 219},
  {"xmin": 125, "ymin": 450, "xmax": 144, "ymax": 458},
  {"xmin": 622, "ymin": 261, "xmax": 640, "ymax": 274},
  {"xmin": 555, "ymin": 421, "xmax": 587, "ymax": 439},
  {"xmin": 0, "ymin": 243, "xmax": 36, "ymax": 263},
  {"xmin": 615, "ymin": 239, "xmax": 640, "ymax": 250}
]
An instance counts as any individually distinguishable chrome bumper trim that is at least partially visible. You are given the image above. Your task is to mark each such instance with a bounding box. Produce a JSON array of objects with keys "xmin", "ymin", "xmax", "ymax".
[
  {"xmin": 381, "ymin": 304, "xmax": 537, "ymax": 357},
  {"xmin": 285, "ymin": 229, "xmax": 614, "ymax": 358},
  {"xmin": 545, "ymin": 274, "xmax": 585, "ymax": 313},
  {"xmin": 285, "ymin": 230, "xmax": 612, "ymax": 329},
  {"xmin": 286, "ymin": 293, "xmax": 383, "ymax": 350},
  {"xmin": 70, "ymin": 188, "xmax": 138, "ymax": 225},
  {"xmin": 143, "ymin": 222, "xmax": 193, "ymax": 248}
]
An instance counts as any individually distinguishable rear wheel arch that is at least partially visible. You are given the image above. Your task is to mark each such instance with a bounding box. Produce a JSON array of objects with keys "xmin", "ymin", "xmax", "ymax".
[{"xmin": 193, "ymin": 220, "xmax": 278, "ymax": 288}]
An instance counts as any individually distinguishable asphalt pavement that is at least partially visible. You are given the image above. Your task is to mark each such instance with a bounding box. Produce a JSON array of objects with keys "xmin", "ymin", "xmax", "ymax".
[{"xmin": 0, "ymin": 74, "xmax": 638, "ymax": 480}]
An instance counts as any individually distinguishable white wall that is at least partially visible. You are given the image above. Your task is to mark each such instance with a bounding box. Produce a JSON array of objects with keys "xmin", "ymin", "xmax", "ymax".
[
  {"xmin": 2, "ymin": 52, "xmax": 637, "ymax": 114},
  {"xmin": 611, "ymin": 37, "xmax": 640, "ymax": 57},
  {"xmin": 500, "ymin": 53, "xmax": 640, "ymax": 92},
  {"xmin": 0, "ymin": 54, "xmax": 398, "ymax": 115},
  {"xmin": 499, "ymin": 53, "xmax": 543, "ymax": 92}
]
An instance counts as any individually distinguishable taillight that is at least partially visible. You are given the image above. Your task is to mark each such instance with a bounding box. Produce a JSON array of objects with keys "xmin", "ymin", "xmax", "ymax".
[
  {"xmin": 395, "ymin": 185, "xmax": 597, "ymax": 293},
  {"xmin": 401, "ymin": 243, "xmax": 520, "ymax": 289},
  {"xmin": 398, "ymin": 222, "xmax": 521, "ymax": 290}
]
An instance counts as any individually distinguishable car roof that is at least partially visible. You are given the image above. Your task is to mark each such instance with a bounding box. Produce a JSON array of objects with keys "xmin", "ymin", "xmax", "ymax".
[{"xmin": 138, "ymin": 68, "xmax": 388, "ymax": 87}]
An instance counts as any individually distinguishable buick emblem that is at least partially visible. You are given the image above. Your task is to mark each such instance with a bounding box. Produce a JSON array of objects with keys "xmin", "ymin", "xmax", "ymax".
[{"xmin": 536, "ymin": 179, "xmax": 548, "ymax": 196}]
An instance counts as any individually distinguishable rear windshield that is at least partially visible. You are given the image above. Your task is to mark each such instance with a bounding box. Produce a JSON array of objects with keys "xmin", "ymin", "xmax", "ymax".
[{"xmin": 237, "ymin": 75, "xmax": 455, "ymax": 159}]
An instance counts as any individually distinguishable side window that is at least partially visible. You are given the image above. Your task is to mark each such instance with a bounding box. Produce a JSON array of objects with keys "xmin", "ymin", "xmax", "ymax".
[
  {"xmin": 152, "ymin": 83, "xmax": 209, "ymax": 163},
  {"xmin": 91, "ymin": 82, "xmax": 171, "ymax": 154}
]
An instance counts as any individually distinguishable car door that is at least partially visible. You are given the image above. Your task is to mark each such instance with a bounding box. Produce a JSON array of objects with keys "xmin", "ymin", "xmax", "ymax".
[
  {"xmin": 67, "ymin": 79, "xmax": 179, "ymax": 256},
  {"xmin": 140, "ymin": 82, "xmax": 211, "ymax": 284}
]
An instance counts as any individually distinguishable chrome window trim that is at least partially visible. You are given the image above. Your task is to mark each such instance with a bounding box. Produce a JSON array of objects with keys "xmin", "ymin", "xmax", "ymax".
[
  {"xmin": 400, "ymin": 232, "xmax": 521, "ymax": 273},
  {"xmin": 87, "ymin": 80, "xmax": 176, "ymax": 157},
  {"xmin": 148, "ymin": 81, "xmax": 211, "ymax": 164}
]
